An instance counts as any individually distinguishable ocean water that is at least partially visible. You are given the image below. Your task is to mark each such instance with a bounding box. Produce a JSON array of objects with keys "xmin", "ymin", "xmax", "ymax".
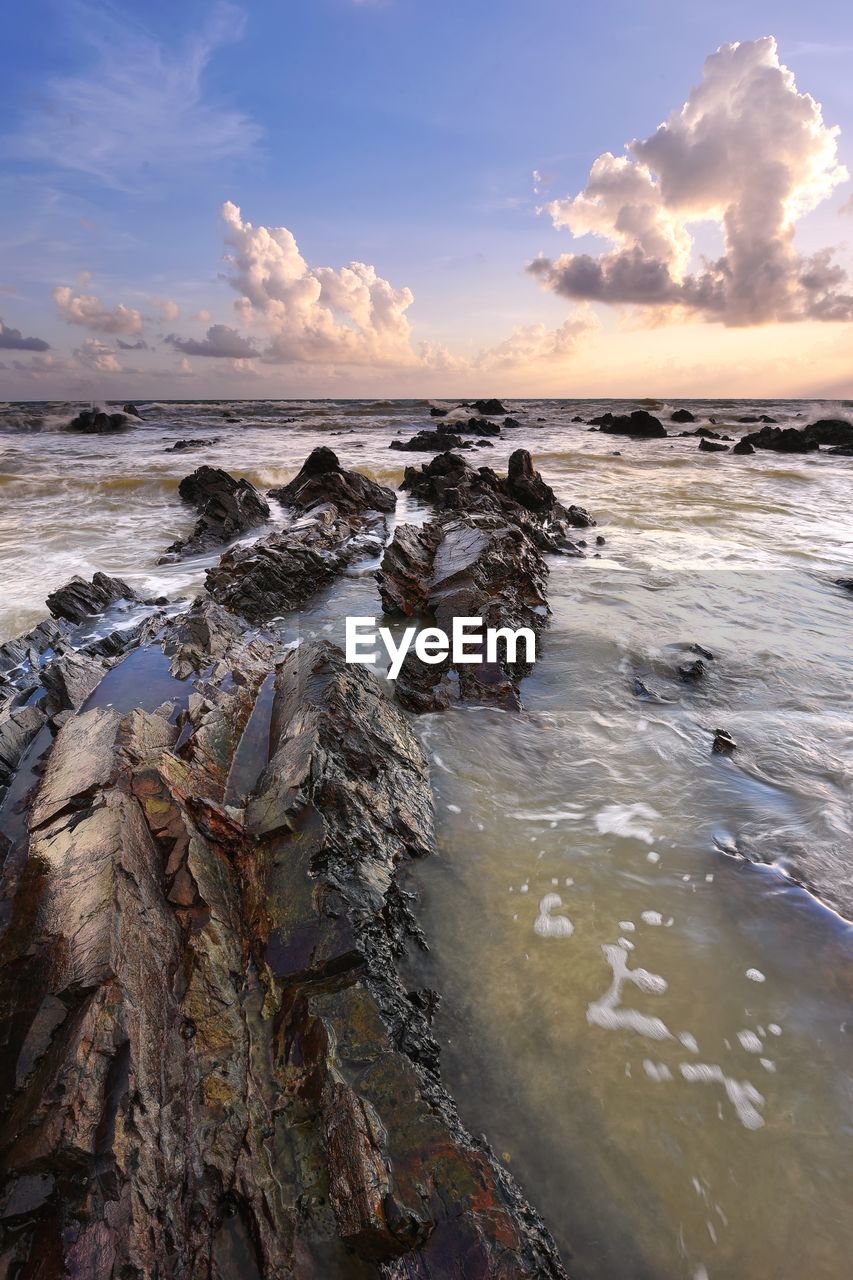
[{"xmin": 1, "ymin": 396, "xmax": 852, "ymax": 1278}]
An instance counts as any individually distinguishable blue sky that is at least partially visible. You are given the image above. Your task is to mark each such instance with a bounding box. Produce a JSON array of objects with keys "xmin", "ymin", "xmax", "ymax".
[{"xmin": 2, "ymin": 0, "xmax": 853, "ymax": 398}]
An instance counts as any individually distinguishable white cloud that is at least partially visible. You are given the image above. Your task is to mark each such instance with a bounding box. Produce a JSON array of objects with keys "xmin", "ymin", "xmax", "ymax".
[
  {"xmin": 221, "ymin": 201, "xmax": 419, "ymax": 366},
  {"xmin": 7, "ymin": 2, "xmax": 261, "ymax": 190},
  {"xmin": 152, "ymin": 297, "xmax": 181, "ymax": 322},
  {"xmin": 531, "ymin": 37, "xmax": 853, "ymax": 324},
  {"xmin": 53, "ymin": 285, "xmax": 144, "ymax": 335},
  {"xmin": 73, "ymin": 337, "xmax": 122, "ymax": 372}
]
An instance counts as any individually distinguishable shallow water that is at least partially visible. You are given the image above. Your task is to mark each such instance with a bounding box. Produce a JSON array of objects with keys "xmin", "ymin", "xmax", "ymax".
[{"xmin": 1, "ymin": 396, "xmax": 852, "ymax": 1278}]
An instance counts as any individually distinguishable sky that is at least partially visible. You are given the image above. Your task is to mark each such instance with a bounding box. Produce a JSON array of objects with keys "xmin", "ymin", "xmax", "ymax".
[{"xmin": 1, "ymin": 0, "xmax": 852, "ymax": 400}]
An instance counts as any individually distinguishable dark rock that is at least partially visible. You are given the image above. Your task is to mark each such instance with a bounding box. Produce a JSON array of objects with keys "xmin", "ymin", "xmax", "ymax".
[
  {"xmin": 40, "ymin": 648, "xmax": 109, "ymax": 712},
  {"xmin": 741, "ymin": 426, "xmax": 818, "ymax": 454},
  {"xmin": 122, "ymin": 402, "xmax": 142, "ymax": 418},
  {"xmin": 164, "ymin": 437, "xmax": 220, "ymax": 452},
  {"xmin": 678, "ymin": 659, "xmax": 706, "ymax": 683},
  {"xmin": 836, "ymin": 578, "xmax": 853, "ymax": 592},
  {"xmin": 690, "ymin": 643, "xmax": 715, "ymax": 660},
  {"xmin": 698, "ymin": 438, "xmax": 729, "ymax": 453},
  {"xmin": 390, "ymin": 429, "xmax": 469, "ymax": 452},
  {"xmin": 46, "ymin": 571, "xmax": 139, "ymax": 624},
  {"xmin": 828, "ymin": 445, "xmax": 853, "ymax": 456},
  {"xmin": 438, "ymin": 416, "xmax": 501, "ymax": 438},
  {"xmin": 66, "ymin": 409, "xmax": 130, "ymax": 433},
  {"xmin": 736, "ymin": 414, "xmax": 776, "ymax": 424},
  {"xmin": 0, "ymin": 705, "xmax": 47, "ymax": 791},
  {"xmin": 694, "ymin": 427, "xmax": 722, "ymax": 439},
  {"xmin": 802, "ymin": 419, "xmax": 853, "ymax": 447},
  {"xmin": 712, "ymin": 728, "xmax": 737, "ymax": 754},
  {"xmin": 571, "ymin": 415, "xmax": 585, "ymax": 422},
  {"xmin": 206, "ymin": 504, "xmax": 385, "ymax": 623},
  {"xmin": 268, "ymin": 446, "xmax": 396, "ymax": 514},
  {"xmin": 596, "ymin": 534, "xmax": 606, "ymax": 545},
  {"xmin": 472, "ymin": 398, "xmax": 507, "ymax": 416},
  {"xmin": 429, "ymin": 406, "xmax": 448, "ymax": 417},
  {"xmin": 504, "ymin": 416, "xmax": 522, "ymax": 428},
  {"xmin": 597, "ymin": 410, "xmax": 667, "ymax": 439},
  {"xmin": 162, "ymin": 465, "xmax": 270, "ymax": 559},
  {"xmin": 732, "ymin": 439, "xmax": 755, "ymax": 455},
  {"xmin": 671, "ymin": 408, "xmax": 696, "ymax": 423}
]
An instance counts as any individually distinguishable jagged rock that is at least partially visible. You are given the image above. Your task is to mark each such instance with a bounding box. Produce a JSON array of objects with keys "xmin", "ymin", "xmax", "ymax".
[
  {"xmin": 504, "ymin": 416, "xmax": 522, "ymax": 428},
  {"xmin": 161, "ymin": 595, "xmax": 248, "ymax": 679},
  {"xmin": 802, "ymin": 419, "xmax": 853, "ymax": 447},
  {"xmin": 162, "ymin": 465, "xmax": 270, "ymax": 559},
  {"xmin": 438, "ymin": 416, "xmax": 501, "ymax": 438},
  {"xmin": 66, "ymin": 409, "xmax": 130, "ymax": 433},
  {"xmin": 122, "ymin": 402, "xmax": 142, "ymax": 418},
  {"xmin": 741, "ymin": 426, "xmax": 819, "ymax": 453},
  {"xmin": 429, "ymin": 406, "xmax": 448, "ymax": 417},
  {"xmin": 390, "ymin": 429, "xmax": 470, "ymax": 452},
  {"xmin": 737, "ymin": 414, "xmax": 776, "ymax": 424},
  {"xmin": 471, "ymin": 398, "xmax": 507, "ymax": 416},
  {"xmin": 594, "ymin": 411, "xmax": 667, "ymax": 438},
  {"xmin": 692, "ymin": 427, "xmax": 722, "ymax": 439},
  {"xmin": 678, "ymin": 658, "xmax": 706, "ymax": 683},
  {"xmin": 0, "ymin": 705, "xmax": 47, "ymax": 791},
  {"xmin": 732, "ymin": 439, "xmax": 755, "ymax": 455},
  {"xmin": 671, "ymin": 408, "xmax": 696, "ymax": 423},
  {"xmin": 164, "ymin": 436, "xmax": 220, "ymax": 452},
  {"xmin": 206, "ymin": 503, "xmax": 385, "ymax": 623},
  {"xmin": 378, "ymin": 513, "xmax": 549, "ymax": 711},
  {"xmin": 46, "ymin": 571, "xmax": 139, "ymax": 624},
  {"xmin": 268, "ymin": 446, "xmax": 396, "ymax": 514},
  {"xmin": 698, "ymin": 438, "xmax": 729, "ymax": 453},
  {"xmin": 836, "ymin": 578, "xmax": 853, "ymax": 592},
  {"xmin": 0, "ymin": 633, "xmax": 566, "ymax": 1278},
  {"xmin": 713, "ymin": 728, "xmax": 737, "ymax": 754},
  {"xmin": 40, "ymin": 648, "xmax": 109, "ymax": 712},
  {"xmin": 402, "ymin": 450, "xmax": 594, "ymax": 550}
]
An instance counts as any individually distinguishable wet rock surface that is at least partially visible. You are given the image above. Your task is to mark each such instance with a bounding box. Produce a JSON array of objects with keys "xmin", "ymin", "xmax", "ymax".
[
  {"xmin": 45, "ymin": 572, "xmax": 139, "ymax": 624},
  {"xmin": 389, "ymin": 429, "xmax": 471, "ymax": 452},
  {"xmin": 269, "ymin": 446, "xmax": 396, "ymax": 515},
  {"xmin": 164, "ymin": 436, "xmax": 221, "ymax": 452},
  {"xmin": 163, "ymin": 465, "xmax": 271, "ymax": 559},
  {"xmin": 206, "ymin": 502, "xmax": 386, "ymax": 624},
  {"xmin": 0, "ymin": 622, "xmax": 566, "ymax": 1279},
  {"xmin": 741, "ymin": 425, "xmax": 822, "ymax": 453}
]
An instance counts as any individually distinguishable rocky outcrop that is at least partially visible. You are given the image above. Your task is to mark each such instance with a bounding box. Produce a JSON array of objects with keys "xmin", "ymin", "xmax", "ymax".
[
  {"xmin": 164, "ymin": 437, "xmax": 220, "ymax": 452},
  {"xmin": 471, "ymin": 398, "xmax": 507, "ymax": 416},
  {"xmin": 122, "ymin": 403, "xmax": 142, "ymax": 419},
  {"xmin": 66, "ymin": 409, "xmax": 130, "ymax": 433},
  {"xmin": 46, "ymin": 572, "xmax": 139, "ymax": 624},
  {"xmin": 378, "ymin": 514, "xmax": 549, "ymax": 711},
  {"xmin": 441, "ymin": 416, "xmax": 501, "ymax": 438},
  {"xmin": 670, "ymin": 408, "xmax": 696, "ymax": 423},
  {"xmin": 402, "ymin": 449, "xmax": 595, "ymax": 549},
  {"xmin": 732, "ymin": 439, "xmax": 755, "ymax": 455},
  {"xmin": 162, "ymin": 466, "xmax": 271, "ymax": 559},
  {"xmin": 802, "ymin": 419, "xmax": 853, "ymax": 447},
  {"xmin": 206, "ymin": 503, "xmax": 386, "ymax": 623},
  {"xmin": 592, "ymin": 411, "xmax": 667, "ymax": 438},
  {"xmin": 0, "ymin": 626, "xmax": 567, "ymax": 1278},
  {"xmin": 390, "ymin": 429, "xmax": 470, "ymax": 452},
  {"xmin": 698, "ymin": 438, "xmax": 729, "ymax": 453},
  {"xmin": 268, "ymin": 447, "xmax": 396, "ymax": 515},
  {"xmin": 741, "ymin": 425, "xmax": 819, "ymax": 453}
]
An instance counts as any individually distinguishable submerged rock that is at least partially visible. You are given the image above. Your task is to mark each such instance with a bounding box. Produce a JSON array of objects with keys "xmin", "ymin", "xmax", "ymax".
[
  {"xmin": 698, "ymin": 438, "xmax": 729, "ymax": 453},
  {"xmin": 269, "ymin": 446, "xmax": 396, "ymax": 514},
  {"xmin": 66, "ymin": 408, "xmax": 130, "ymax": 433},
  {"xmin": 46, "ymin": 571, "xmax": 139, "ymax": 624},
  {"xmin": 0, "ymin": 626, "xmax": 566, "ymax": 1278},
  {"xmin": 429, "ymin": 405, "xmax": 448, "ymax": 416},
  {"xmin": 162, "ymin": 465, "xmax": 270, "ymax": 559},
  {"xmin": 122, "ymin": 402, "xmax": 142, "ymax": 418},
  {"xmin": 390, "ymin": 429, "xmax": 470, "ymax": 452}
]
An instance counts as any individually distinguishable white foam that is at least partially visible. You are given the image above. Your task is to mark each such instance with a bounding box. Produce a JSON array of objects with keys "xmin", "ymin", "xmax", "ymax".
[
  {"xmin": 619, "ymin": 920, "xmax": 636, "ymax": 931},
  {"xmin": 737, "ymin": 1030, "xmax": 763, "ymax": 1054},
  {"xmin": 594, "ymin": 802, "xmax": 660, "ymax": 844},
  {"xmin": 768, "ymin": 1023, "xmax": 782, "ymax": 1036},
  {"xmin": 679, "ymin": 1031, "xmax": 699, "ymax": 1053},
  {"xmin": 587, "ymin": 944, "xmax": 672, "ymax": 1041},
  {"xmin": 746, "ymin": 968, "xmax": 766, "ymax": 983},
  {"xmin": 679, "ymin": 1063, "xmax": 766, "ymax": 1129},
  {"xmin": 641, "ymin": 910, "xmax": 663, "ymax": 926},
  {"xmin": 647, "ymin": 850, "xmax": 661, "ymax": 863},
  {"xmin": 534, "ymin": 893, "xmax": 574, "ymax": 938},
  {"xmin": 446, "ymin": 803, "xmax": 461, "ymax": 814},
  {"xmin": 643, "ymin": 1059, "xmax": 673, "ymax": 1082}
]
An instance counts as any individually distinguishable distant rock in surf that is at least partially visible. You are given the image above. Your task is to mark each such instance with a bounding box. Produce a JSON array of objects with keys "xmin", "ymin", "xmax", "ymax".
[
  {"xmin": 66, "ymin": 408, "xmax": 131, "ymax": 433},
  {"xmin": 670, "ymin": 408, "xmax": 696, "ymax": 423}
]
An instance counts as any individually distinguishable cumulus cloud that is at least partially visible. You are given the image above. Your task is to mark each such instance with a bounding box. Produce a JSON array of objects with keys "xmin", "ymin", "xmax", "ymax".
[
  {"xmin": 7, "ymin": 2, "xmax": 261, "ymax": 190},
  {"xmin": 0, "ymin": 318, "xmax": 50, "ymax": 351},
  {"xmin": 53, "ymin": 286, "xmax": 145, "ymax": 336},
  {"xmin": 152, "ymin": 297, "xmax": 181, "ymax": 322},
  {"xmin": 73, "ymin": 338, "xmax": 122, "ymax": 372},
  {"xmin": 531, "ymin": 37, "xmax": 853, "ymax": 325},
  {"xmin": 166, "ymin": 323, "xmax": 259, "ymax": 358},
  {"xmin": 476, "ymin": 315, "xmax": 595, "ymax": 370},
  {"xmin": 116, "ymin": 337, "xmax": 150, "ymax": 351},
  {"xmin": 221, "ymin": 202, "xmax": 419, "ymax": 366}
]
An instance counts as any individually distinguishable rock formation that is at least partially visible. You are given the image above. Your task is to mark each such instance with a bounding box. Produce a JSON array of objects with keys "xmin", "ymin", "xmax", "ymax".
[{"xmin": 162, "ymin": 466, "xmax": 271, "ymax": 560}]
